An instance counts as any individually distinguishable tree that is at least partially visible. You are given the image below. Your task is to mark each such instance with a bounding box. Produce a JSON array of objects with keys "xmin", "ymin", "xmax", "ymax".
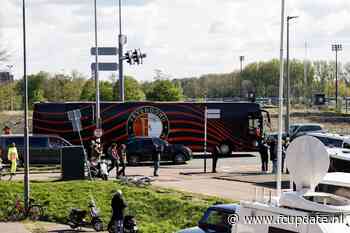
[
  {"xmin": 114, "ymin": 76, "xmax": 145, "ymax": 101},
  {"xmin": 80, "ymin": 79, "xmax": 120, "ymax": 101},
  {"xmin": 17, "ymin": 71, "xmax": 48, "ymax": 108},
  {"xmin": 80, "ymin": 80, "xmax": 95, "ymax": 101},
  {"xmin": 146, "ymin": 79, "xmax": 183, "ymax": 101},
  {"xmin": 0, "ymin": 81, "xmax": 22, "ymax": 111}
]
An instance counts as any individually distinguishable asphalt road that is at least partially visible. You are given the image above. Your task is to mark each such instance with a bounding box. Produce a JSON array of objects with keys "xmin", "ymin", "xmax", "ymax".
[{"xmin": 3, "ymin": 154, "xmax": 285, "ymax": 202}]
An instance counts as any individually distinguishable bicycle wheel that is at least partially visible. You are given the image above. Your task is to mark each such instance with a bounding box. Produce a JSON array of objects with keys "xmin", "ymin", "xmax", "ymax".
[
  {"xmin": 8, "ymin": 208, "xmax": 25, "ymax": 221},
  {"xmin": 28, "ymin": 205, "xmax": 43, "ymax": 221}
]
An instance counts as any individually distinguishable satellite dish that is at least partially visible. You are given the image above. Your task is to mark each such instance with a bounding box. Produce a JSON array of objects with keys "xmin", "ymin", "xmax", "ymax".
[{"xmin": 286, "ymin": 136, "xmax": 329, "ymax": 191}]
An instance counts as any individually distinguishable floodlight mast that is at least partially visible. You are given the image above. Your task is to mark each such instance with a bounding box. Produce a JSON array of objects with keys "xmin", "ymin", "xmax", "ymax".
[{"xmin": 332, "ymin": 44, "xmax": 343, "ymax": 109}]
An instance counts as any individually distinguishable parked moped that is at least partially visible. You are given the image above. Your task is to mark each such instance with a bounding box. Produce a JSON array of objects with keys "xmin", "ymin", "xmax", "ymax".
[{"xmin": 68, "ymin": 200, "xmax": 103, "ymax": 231}]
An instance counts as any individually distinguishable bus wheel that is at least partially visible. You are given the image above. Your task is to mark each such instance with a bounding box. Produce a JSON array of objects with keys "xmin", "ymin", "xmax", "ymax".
[
  {"xmin": 173, "ymin": 153, "xmax": 186, "ymax": 165},
  {"xmin": 219, "ymin": 143, "xmax": 231, "ymax": 156},
  {"xmin": 128, "ymin": 155, "xmax": 139, "ymax": 166}
]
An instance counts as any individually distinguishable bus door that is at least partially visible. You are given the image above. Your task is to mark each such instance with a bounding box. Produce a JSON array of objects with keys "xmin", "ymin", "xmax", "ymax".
[
  {"xmin": 247, "ymin": 114, "xmax": 262, "ymax": 147},
  {"xmin": 261, "ymin": 110, "xmax": 271, "ymax": 134}
]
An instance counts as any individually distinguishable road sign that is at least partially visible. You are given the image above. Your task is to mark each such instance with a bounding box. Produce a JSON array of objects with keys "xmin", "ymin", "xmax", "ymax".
[
  {"xmin": 94, "ymin": 128, "xmax": 103, "ymax": 138},
  {"xmin": 91, "ymin": 47, "xmax": 118, "ymax": 56},
  {"xmin": 91, "ymin": 62, "xmax": 119, "ymax": 71},
  {"xmin": 67, "ymin": 109, "xmax": 82, "ymax": 132},
  {"xmin": 207, "ymin": 109, "xmax": 221, "ymax": 119}
]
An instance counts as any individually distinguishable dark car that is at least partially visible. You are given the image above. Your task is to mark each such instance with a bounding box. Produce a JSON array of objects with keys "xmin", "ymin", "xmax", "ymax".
[
  {"xmin": 177, "ymin": 204, "xmax": 239, "ymax": 233},
  {"xmin": 0, "ymin": 134, "xmax": 72, "ymax": 165},
  {"xmin": 125, "ymin": 137, "xmax": 192, "ymax": 165}
]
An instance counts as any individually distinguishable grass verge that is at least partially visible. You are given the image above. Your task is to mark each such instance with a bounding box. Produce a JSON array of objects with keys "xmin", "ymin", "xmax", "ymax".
[{"xmin": 0, "ymin": 180, "xmax": 233, "ymax": 233}]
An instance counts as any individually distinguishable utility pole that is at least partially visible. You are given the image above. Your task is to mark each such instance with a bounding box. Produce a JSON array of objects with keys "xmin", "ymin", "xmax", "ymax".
[
  {"xmin": 285, "ymin": 15, "xmax": 298, "ymax": 136},
  {"xmin": 332, "ymin": 44, "xmax": 342, "ymax": 109},
  {"xmin": 93, "ymin": 0, "xmax": 101, "ymax": 130},
  {"xmin": 118, "ymin": 0, "xmax": 125, "ymax": 102},
  {"xmin": 277, "ymin": 0, "xmax": 285, "ymax": 199},
  {"xmin": 239, "ymin": 55, "xmax": 245, "ymax": 98},
  {"xmin": 22, "ymin": 0, "xmax": 30, "ymax": 210}
]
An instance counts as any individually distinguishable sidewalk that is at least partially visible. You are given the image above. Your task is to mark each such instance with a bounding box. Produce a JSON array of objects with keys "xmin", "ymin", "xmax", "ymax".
[
  {"xmin": 0, "ymin": 222, "xmax": 30, "ymax": 233},
  {"xmin": 0, "ymin": 221, "xmax": 108, "ymax": 233}
]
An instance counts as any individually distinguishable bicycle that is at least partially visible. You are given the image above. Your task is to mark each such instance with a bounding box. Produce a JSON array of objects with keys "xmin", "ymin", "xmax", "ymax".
[
  {"xmin": 120, "ymin": 176, "xmax": 154, "ymax": 187},
  {"xmin": 8, "ymin": 196, "xmax": 49, "ymax": 221}
]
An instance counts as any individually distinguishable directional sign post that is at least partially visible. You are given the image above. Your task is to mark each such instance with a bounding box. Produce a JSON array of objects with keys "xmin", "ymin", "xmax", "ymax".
[
  {"xmin": 91, "ymin": 47, "xmax": 117, "ymax": 56},
  {"xmin": 91, "ymin": 63, "xmax": 119, "ymax": 72},
  {"xmin": 204, "ymin": 108, "xmax": 221, "ymax": 173}
]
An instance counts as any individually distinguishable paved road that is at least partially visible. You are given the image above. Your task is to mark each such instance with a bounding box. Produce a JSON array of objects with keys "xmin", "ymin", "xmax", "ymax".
[{"xmin": 3, "ymin": 155, "xmax": 286, "ymax": 201}]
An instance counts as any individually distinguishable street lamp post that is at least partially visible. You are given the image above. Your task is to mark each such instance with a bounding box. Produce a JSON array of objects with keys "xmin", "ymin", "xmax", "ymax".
[
  {"xmin": 93, "ymin": 0, "xmax": 101, "ymax": 130},
  {"xmin": 332, "ymin": 44, "xmax": 342, "ymax": 109},
  {"xmin": 118, "ymin": 0, "xmax": 125, "ymax": 102},
  {"xmin": 239, "ymin": 55, "xmax": 245, "ymax": 98},
  {"xmin": 22, "ymin": 0, "xmax": 30, "ymax": 210},
  {"xmin": 285, "ymin": 16, "xmax": 298, "ymax": 135}
]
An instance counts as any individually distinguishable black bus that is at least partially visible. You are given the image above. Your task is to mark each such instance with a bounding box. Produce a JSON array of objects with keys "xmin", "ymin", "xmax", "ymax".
[{"xmin": 33, "ymin": 101, "xmax": 270, "ymax": 155}]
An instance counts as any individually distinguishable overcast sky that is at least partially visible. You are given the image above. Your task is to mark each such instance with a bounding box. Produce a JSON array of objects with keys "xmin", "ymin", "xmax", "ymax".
[{"xmin": 1, "ymin": 0, "xmax": 350, "ymax": 81}]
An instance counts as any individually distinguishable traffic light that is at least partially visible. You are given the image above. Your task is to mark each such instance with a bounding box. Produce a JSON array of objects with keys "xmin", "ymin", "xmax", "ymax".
[
  {"xmin": 124, "ymin": 49, "xmax": 146, "ymax": 65},
  {"xmin": 124, "ymin": 50, "xmax": 134, "ymax": 65},
  {"xmin": 132, "ymin": 49, "xmax": 147, "ymax": 65},
  {"xmin": 132, "ymin": 49, "xmax": 140, "ymax": 64}
]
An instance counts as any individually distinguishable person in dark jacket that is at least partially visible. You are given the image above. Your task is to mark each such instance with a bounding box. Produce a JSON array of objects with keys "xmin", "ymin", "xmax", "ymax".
[
  {"xmin": 108, "ymin": 190, "xmax": 127, "ymax": 233},
  {"xmin": 259, "ymin": 139, "xmax": 269, "ymax": 173},
  {"xmin": 107, "ymin": 143, "xmax": 120, "ymax": 178},
  {"xmin": 153, "ymin": 142, "xmax": 163, "ymax": 177},
  {"xmin": 117, "ymin": 144, "xmax": 127, "ymax": 177},
  {"xmin": 212, "ymin": 146, "xmax": 221, "ymax": 173},
  {"xmin": 269, "ymin": 139, "xmax": 277, "ymax": 174}
]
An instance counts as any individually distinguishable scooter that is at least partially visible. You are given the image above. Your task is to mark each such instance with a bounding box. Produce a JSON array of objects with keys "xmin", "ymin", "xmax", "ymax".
[
  {"xmin": 90, "ymin": 158, "xmax": 110, "ymax": 180},
  {"xmin": 68, "ymin": 200, "xmax": 103, "ymax": 231},
  {"xmin": 108, "ymin": 215, "xmax": 138, "ymax": 233}
]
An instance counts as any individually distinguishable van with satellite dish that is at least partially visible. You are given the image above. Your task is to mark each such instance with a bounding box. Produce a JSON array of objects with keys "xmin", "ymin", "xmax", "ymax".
[{"xmin": 228, "ymin": 136, "xmax": 350, "ymax": 233}]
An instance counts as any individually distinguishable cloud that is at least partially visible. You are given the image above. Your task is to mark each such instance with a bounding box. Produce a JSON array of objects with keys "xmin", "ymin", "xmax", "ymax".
[{"xmin": 1, "ymin": 0, "xmax": 350, "ymax": 81}]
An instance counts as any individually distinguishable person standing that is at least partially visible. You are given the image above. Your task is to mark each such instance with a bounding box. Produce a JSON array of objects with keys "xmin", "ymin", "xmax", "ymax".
[
  {"xmin": 7, "ymin": 142, "xmax": 18, "ymax": 180},
  {"xmin": 281, "ymin": 137, "xmax": 290, "ymax": 173},
  {"xmin": 117, "ymin": 144, "xmax": 127, "ymax": 177},
  {"xmin": 153, "ymin": 142, "xmax": 162, "ymax": 177},
  {"xmin": 212, "ymin": 146, "xmax": 221, "ymax": 173},
  {"xmin": 108, "ymin": 143, "xmax": 120, "ymax": 179},
  {"xmin": 259, "ymin": 139, "xmax": 269, "ymax": 173},
  {"xmin": 108, "ymin": 190, "xmax": 127, "ymax": 233},
  {"xmin": 269, "ymin": 139, "xmax": 277, "ymax": 174}
]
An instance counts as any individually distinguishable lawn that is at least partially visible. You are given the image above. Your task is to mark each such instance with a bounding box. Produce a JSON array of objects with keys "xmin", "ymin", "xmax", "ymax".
[{"xmin": 0, "ymin": 180, "xmax": 232, "ymax": 233}]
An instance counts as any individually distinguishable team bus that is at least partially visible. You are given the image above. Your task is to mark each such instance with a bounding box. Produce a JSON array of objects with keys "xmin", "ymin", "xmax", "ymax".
[{"xmin": 33, "ymin": 101, "xmax": 270, "ymax": 155}]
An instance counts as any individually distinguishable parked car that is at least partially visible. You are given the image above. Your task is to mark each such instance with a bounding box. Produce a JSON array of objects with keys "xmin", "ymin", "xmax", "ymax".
[
  {"xmin": 176, "ymin": 203, "xmax": 239, "ymax": 233},
  {"xmin": 267, "ymin": 123, "xmax": 325, "ymax": 142},
  {"xmin": 0, "ymin": 134, "xmax": 72, "ymax": 165},
  {"xmin": 289, "ymin": 123, "xmax": 325, "ymax": 139},
  {"xmin": 306, "ymin": 132, "xmax": 350, "ymax": 149},
  {"xmin": 125, "ymin": 137, "xmax": 192, "ymax": 165}
]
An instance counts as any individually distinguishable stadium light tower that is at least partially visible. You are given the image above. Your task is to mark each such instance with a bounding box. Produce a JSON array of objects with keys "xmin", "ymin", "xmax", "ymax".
[{"xmin": 332, "ymin": 44, "xmax": 342, "ymax": 108}]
